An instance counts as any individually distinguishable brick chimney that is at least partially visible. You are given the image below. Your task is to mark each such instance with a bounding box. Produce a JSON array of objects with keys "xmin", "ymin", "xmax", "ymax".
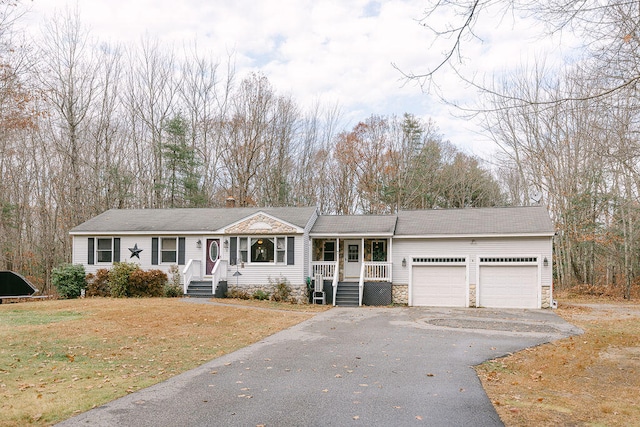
[{"xmin": 226, "ymin": 196, "xmax": 236, "ymax": 208}]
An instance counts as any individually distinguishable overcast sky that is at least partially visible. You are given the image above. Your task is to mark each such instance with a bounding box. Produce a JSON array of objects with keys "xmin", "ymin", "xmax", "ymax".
[{"xmin": 23, "ymin": 0, "xmax": 571, "ymax": 158}]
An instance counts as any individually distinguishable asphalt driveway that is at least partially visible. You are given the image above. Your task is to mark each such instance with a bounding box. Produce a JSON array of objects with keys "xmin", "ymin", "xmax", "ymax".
[{"xmin": 57, "ymin": 306, "xmax": 582, "ymax": 427}]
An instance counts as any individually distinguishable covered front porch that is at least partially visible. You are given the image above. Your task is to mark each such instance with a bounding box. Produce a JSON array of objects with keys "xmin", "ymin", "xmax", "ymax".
[{"xmin": 310, "ymin": 237, "xmax": 393, "ymax": 306}]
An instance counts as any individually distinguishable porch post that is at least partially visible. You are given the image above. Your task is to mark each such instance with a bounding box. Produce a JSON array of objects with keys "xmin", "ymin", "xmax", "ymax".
[
  {"xmin": 336, "ymin": 237, "xmax": 340, "ymax": 281},
  {"xmin": 388, "ymin": 236, "xmax": 392, "ymax": 282},
  {"xmin": 309, "ymin": 237, "xmax": 313, "ymax": 277}
]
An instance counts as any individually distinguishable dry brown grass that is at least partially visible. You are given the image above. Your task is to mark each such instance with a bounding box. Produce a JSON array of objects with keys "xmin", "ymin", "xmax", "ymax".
[
  {"xmin": 0, "ymin": 298, "xmax": 328, "ymax": 426},
  {"xmin": 476, "ymin": 298, "xmax": 640, "ymax": 426}
]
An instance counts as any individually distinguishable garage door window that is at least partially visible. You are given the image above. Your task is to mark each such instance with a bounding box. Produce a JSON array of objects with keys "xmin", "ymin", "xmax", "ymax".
[{"xmin": 480, "ymin": 257, "xmax": 537, "ymax": 263}]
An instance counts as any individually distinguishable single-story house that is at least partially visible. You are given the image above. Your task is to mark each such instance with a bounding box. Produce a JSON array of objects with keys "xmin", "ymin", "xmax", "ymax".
[{"xmin": 70, "ymin": 205, "xmax": 555, "ymax": 308}]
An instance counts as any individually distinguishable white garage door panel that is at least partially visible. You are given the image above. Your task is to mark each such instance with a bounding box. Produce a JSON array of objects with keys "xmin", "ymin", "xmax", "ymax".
[
  {"xmin": 479, "ymin": 266, "xmax": 538, "ymax": 309},
  {"xmin": 412, "ymin": 266, "xmax": 466, "ymax": 307}
]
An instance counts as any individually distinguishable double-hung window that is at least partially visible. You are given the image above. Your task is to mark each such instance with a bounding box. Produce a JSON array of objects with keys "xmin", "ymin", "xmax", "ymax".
[
  {"xmin": 151, "ymin": 237, "xmax": 185, "ymax": 265},
  {"xmin": 88, "ymin": 237, "xmax": 120, "ymax": 265},
  {"xmin": 323, "ymin": 241, "xmax": 336, "ymax": 262},
  {"xmin": 161, "ymin": 237, "xmax": 177, "ymax": 263},
  {"xmin": 97, "ymin": 238, "xmax": 113, "ymax": 263}
]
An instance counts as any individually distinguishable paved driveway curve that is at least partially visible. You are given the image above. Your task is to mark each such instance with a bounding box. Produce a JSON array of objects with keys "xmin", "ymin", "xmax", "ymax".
[{"xmin": 58, "ymin": 306, "xmax": 582, "ymax": 427}]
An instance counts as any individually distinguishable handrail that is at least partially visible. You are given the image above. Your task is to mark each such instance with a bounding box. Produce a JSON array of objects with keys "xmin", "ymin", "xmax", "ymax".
[
  {"xmin": 331, "ymin": 262, "xmax": 339, "ymax": 306},
  {"xmin": 211, "ymin": 259, "xmax": 228, "ymax": 295},
  {"xmin": 182, "ymin": 259, "xmax": 202, "ymax": 294},
  {"xmin": 358, "ymin": 262, "xmax": 366, "ymax": 306}
]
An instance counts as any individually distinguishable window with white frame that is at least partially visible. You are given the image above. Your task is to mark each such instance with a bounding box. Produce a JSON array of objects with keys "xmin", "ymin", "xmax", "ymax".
[
  {"xmin": 161, "ymin": 237, "xmax": 177, "ymax": 263},
  {"xmin": 236, "ymin": 236, "xmax": 290, "ymax": 264},
  {"xmin": 371, "ymin": 240, "xmax": 386, "ymax": 262},
  {"xmin": 323, "ymin": 241, "xmax": 335, "ymax": 261},
  {"xmin": 239, "ymin": 237, "xmax": 249, "ymax": 263},
  {"xmin": 96, "ymin": 238, "xmax": 113, "ymax": 263},
  {"xmin": 276, "ymin": 237, "xmax": 286, "ymax": 263},
  {"xmin": 251, "ymin": 237, "xmax": 274, "ymax": 262}
]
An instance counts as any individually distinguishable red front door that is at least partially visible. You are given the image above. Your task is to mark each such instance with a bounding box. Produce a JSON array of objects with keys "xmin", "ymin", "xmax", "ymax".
[{"xmin": 206, "ymin": 239, "xmax": 220, "ymax": 275}]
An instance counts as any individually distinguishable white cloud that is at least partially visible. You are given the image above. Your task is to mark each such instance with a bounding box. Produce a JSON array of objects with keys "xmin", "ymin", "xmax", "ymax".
[{"xmin": 22, "ymin": 0, "xmax": 576, "ymax": 156}]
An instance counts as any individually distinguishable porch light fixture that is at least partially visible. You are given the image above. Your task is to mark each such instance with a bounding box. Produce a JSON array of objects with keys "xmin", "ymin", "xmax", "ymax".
[
  {"xmin": 402, "ymin": 258, "xmax": 406, "ymax": 267},
  {"xmin": 223, "ymin": 239, "xmax": 229, "ymax": 249},
  {"xmin": 543, "ymin": 257, "xmax": 548, "ymax": 267},
  {"xmin": 196, "ymin": 239, "xmax": 202, "ymax": 249}
]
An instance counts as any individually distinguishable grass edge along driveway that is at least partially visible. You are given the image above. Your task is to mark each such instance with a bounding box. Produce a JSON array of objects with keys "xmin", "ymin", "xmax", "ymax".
[
  {"xmin": 477, "ymin": 299, "xmax": 640, "ymax": 426},
  {"xmin": 0, "ymin": 297, "xmax": 328, "ymax": 426}
]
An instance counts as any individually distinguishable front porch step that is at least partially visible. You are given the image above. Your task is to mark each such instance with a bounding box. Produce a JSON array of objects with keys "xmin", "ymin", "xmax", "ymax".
[
  {"xmin": 186, "ymin": 280, "xmax": 213, "ymax": 298},
  {"xmin": 335, "ymin": 282, "xmax": 359, "ymax": 307}
]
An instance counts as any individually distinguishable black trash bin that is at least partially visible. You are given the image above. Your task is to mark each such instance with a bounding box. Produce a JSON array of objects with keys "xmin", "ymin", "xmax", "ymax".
[{"xmin": 215, "ymin": 281, "xmax": 228, "ymax": 298}]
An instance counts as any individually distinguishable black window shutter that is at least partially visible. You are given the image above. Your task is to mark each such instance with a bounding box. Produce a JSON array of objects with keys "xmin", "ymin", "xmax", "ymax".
[
  {"xmin": 229, "ymin": 237, "xmax": 237, "ymax": 265},
  {"xmin": 152, "ymin": 238, "xmax": 159, "ymax": 265},
  {"xmin": 88, "ymin": 238, "xmax": 95, "ymax": 265},
  {"xmin": 178, "ymin": 237, "xmax": 186, "ymax": 265},
  {"xmin": 113, "ymin": 238, "xmax": 121, "ymax": 262},
  {"xmin": 287, "ymin": 237, "xmax": 295, "ymax": 265}
]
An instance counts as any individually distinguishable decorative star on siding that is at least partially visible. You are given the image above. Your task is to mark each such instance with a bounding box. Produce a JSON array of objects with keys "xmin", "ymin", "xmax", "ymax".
[{"xmin": 129, "ymin": 243, "xmax": 143, "ymax": 259}]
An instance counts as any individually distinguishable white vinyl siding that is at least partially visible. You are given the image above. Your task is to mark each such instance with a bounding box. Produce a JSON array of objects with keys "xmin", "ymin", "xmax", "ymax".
[
  {"xmin": 73, "ymin": 235, "xmax": 202, "ymax": 280},
  {"xmin": 225, "ymin": 235, "xmax": 305, "ymax": 287},
  {"xmin": 393, "ymin": 237, "xmax": 552, "ymax": 288}
]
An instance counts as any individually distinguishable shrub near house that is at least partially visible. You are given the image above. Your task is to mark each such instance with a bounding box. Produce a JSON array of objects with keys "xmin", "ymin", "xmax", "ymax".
[
  {"xmin": 58, "ymin": 262, "xmax": 178, "ymax": 298},
  {"xmin": 52, "ymin": 264, "xmax": 86, "ymax": 299}
]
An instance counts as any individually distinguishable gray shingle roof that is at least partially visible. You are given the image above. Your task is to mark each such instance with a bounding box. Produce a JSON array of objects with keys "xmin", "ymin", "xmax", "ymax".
[
  {"xmin": 310, "ymin": 215, "xmax": 397, "ymax": 235},
  {"xmin": 395, "ymin": 206, "xmax": 554, "ymax": 236},
  {"xmin": 70, "ymin": 207, "xmax": 317, "ymax": 233},
  {"xmin": 70, "ymin": 206, "xmax": 554, "ymax": 237}
]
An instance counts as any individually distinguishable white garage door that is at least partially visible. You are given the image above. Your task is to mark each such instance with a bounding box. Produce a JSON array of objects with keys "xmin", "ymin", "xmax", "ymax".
[
  {"xmin": 412, "ymin": 263, "xmax": 467, "ymax": 307},
  {"xmin": 479, "ymin": 265, "xmax": 539, "ymax": 309}
]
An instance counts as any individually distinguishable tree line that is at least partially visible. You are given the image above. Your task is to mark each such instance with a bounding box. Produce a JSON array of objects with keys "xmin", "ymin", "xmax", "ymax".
[
  {"xmin": 0, "ymin": 6, "xmax": 502, "ymax": 291},
  {"xmin": 415, "ymin": 0, "xmax": 640, "ymax": 298}
]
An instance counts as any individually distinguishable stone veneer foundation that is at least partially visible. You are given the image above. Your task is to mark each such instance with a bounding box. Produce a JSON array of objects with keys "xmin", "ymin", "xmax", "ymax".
[
  {"xmin": 227, "ymin": 284, "xmax": 307, "ymax": 304},
  {"xmin": 392, "ymin": 284, "xmax": 408, "ymax": 305}
]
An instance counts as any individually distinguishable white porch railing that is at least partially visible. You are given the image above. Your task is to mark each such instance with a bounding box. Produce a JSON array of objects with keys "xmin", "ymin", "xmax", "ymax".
[
  {"xmin": 182, "ymin": 259, "xmax": 202, "ymax": 294},
  {"xmin": 211, "ymin": 259, "xmax": 228, "ymax": 294},
  {"xmin": 363, "ymin": 262, "xmax": 392, "ymax": 282},
  {"xmin": 358, "ymin": 263, "xmax": 366, "ymax": 306},
  {"xmin": 331, "ymin": 264, "xmax": 339, "ymax": 307},
  {"xmin": 312, "ymin": 261, "xmax": 337, "ymax": 280}
]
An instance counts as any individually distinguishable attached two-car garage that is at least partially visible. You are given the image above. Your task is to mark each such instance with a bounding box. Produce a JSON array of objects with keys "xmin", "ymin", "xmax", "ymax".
[{"xmin": 410, "ymin": 256, "xmax": 541, "ymax": 309}]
